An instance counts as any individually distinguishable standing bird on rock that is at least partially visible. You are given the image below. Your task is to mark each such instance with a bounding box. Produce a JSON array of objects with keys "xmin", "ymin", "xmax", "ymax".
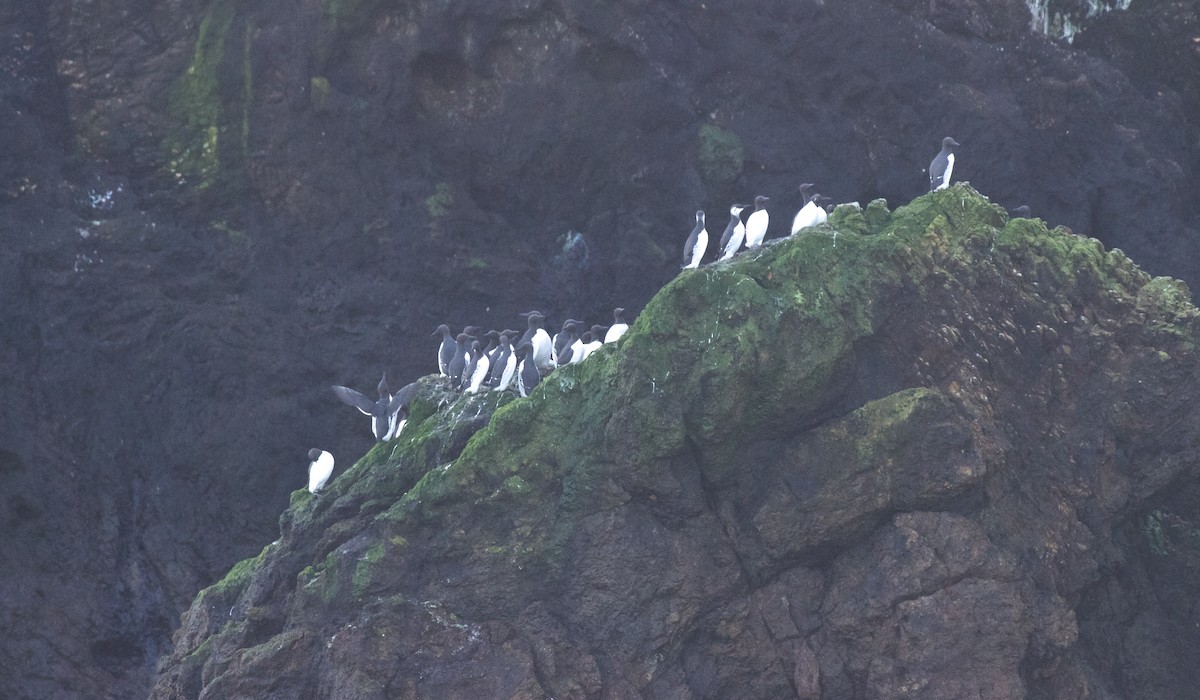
[
  {"xmin": 605, "ymin": 308, "xmax": 629, "ymax": 343},
  {"xmin": 481, "ymin": 330, "xmax": 501, "ymax": 367},
  {"xmin": 447, "ymin": 333, "xmax": 471, "ymax": 387},
  {"xmin": 464, "ymin": 340, "xmax": 490, "ymax": 393},
  {"xmin": 574, "ymin": 331, "xmax": 593, "ymax": 362},
  {"xmin": 929, "ymin": 137, "xmax": 959, "ymax": 192},
  {"xmin": 332, "ymin": 374, "xmax": 407, "ymax": 441},
  {"xmin": 717, "ymin": 203, "xmax": 747, "ymax": 261},
  {"xmin": 491, "ymin": 335, "xmax": 517, "ymax": 392},
  {"xmin": 518, "ymin": 311, "xmax": 554, "ymax": 371},
  {"xmin": 307, "ymin": 449, "xmax": 334, "ymax": 494},
  {"xmin": 433, "ymin": 324, "xmax": 456, "ymax": 376},
  {"xmin": 516, "ymin": 342, "xmax": 541, "ymax": 397},
  {"xmin": 681, "ymin": 210, "xmax": 707, "ymax": 270},
  {"xmin": 580, "ymin": 326, "xmax": 606, "ymax": 361},
  {"xmin": 552, "ymin": 319, "xmax": 579, "ymax": 366},
  {"xmin": 555, "ymin": 321, "xmax": 581, "ymax": 365},
  {"xmin": 572, "ymin": 332, "xmax": 591, "ymax": 361},
  {"xmin": 744, "ymin": 196, "xmax": 770, "ymax": 248},
  {"xmin": 791, "ymin": 185, "xmax": 821, "ymax": 234}
]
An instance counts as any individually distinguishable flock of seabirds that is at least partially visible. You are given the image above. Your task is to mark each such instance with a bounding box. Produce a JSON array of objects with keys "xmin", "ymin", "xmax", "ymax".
[{"xmin": 304, "ymin": 136, "xmax": 975, "ymax": 493}]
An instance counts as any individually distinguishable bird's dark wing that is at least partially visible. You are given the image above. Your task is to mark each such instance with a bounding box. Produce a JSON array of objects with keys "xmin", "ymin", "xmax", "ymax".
[
  {"xmin": 332, "ymin": 385, "xmax": 374, "ymax": 415},
  {"xmin": 389, "ymin": 382, "xmax": 419, "ymax": 413}
]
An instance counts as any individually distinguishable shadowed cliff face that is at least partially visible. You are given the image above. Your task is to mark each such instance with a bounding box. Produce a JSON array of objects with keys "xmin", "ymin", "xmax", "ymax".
[
  {"xmin": 3, "ymin": 0, "xmax": 1200, "ymax": 697},
  {"xmin": 151, "ymin": 186, "xmax": 1200, "ymax": 699}
]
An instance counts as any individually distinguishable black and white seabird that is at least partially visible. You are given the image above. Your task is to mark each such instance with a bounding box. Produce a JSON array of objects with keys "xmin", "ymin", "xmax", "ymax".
[
  {"xmin": 556, "ymin": 321, "xmax": 580, "ymax": 364},
  {"xmin": 433, "ymin": 324, "xmax": 456, "ymax": 376},
  {"xmin": 717, "ymin": 204, "xmax": 747, "ymax": 261},
  {"xmin": 814, "ymin": 195, "xmax": 829, "ymax": 225},
  {"xmin": 604, "ymin": 308, "xmax": 628, "ymax": 343},
  {"xmin": 332, "ymin": 373, "xmax": 407, "ymax": 441},
  {"xmin": 516, "ymin": 342, "xmax": 541, "ymax": 397},
  {"xmin": 555, "ymin": 320, "xmax": 582, "ymax": 366},
  {"xmin": 744, "ymin": 195, "xmax": 770, "ymax": 248},
  {"xmin": 580, "ymin": 325, "xmax": 607, "ymax": 361},
  {"xmin": 464, "ymin": 340, "xmax": 490, "ymax": 393},
  {"xmin": 552, "ymin": 319, "xmax": 579, "ymax": 366},
  {"xmin": 447, "ymin": 333, "xmax": 471, "ymax": 386},
  {"xmin": 791, "ymin": 185, "xmax": 826, "ymax": 234},
  {"xmin": 481, "ymin": 329, "xmax": 500, "ymax": 362},
  {"xmin": 479, "ymin": 331, "xmax": 500, "ymax": 385},
  {"xmin": 682, "ymin": 210, "xmax": 708, "ymax": 270},
  {"xmin": 573, "ymin": 331, "xmax": 593, "ymax": 363},
  {"xmin": 567, "ymin": 328, "xmax": 586, "ymax": 365},
  {"xmin": 307, "ymin": 448, "xmax": 334, "ymax": 494},
  {"xmin": 929, "ymin": 137, "xmax": 959, "ymax": 192},
  {"xmin": 459, "ymin": 339, "xmax": 479, "ymax": 391},
  {"xmin": 490, "ymin": 335, "xmax": 517, "ymax": 392},
  {"xmin": 518, "ymin": 311, "xmax": 554, "ymax": 371}
]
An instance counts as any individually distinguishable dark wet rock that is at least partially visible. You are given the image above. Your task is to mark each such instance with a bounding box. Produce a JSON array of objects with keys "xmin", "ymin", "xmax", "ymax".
[
  {"xmin": 1074, "ymin": 0, "xmax": 1200, "ymax": 137},
  {"xmin": 3, "ymin": 1, "xmax": 1200, "ymax": 697},
  {"xmin": 150, "ymin": 187, "xmax": 1200, "ymax": 699}
]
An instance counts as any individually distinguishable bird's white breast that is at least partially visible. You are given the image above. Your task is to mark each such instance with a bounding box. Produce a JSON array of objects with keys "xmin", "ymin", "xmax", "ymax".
[
  {"xmin": 308, "ymin": 451, "xmax": 335, "ymax": 493},
  {"xmin": 746, "ymin": 211, "xmax": 769, "ymax": 246},
  {"xmin": 688, "ymin": 229, "xmax": 708, "ymax": 268}
]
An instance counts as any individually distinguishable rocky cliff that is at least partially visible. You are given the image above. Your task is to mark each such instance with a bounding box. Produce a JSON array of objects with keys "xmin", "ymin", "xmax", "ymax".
[
  {"xmin": 151, "ymin": 186, "xmax": 1200, "ymax": 699},
  {"xmin": 3, "ymin": 1, "xmax": 1200, "ymax": 697}
]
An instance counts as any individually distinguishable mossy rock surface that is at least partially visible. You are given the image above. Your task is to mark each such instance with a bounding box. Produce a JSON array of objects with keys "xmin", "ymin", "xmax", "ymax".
[{"xmin": 153, "ymin": 184, "xmax": 1200, "ymax": 700}]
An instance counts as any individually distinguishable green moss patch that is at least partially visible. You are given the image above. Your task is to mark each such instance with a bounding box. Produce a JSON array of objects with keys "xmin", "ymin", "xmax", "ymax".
[
  {"xmin": 697, "ymin": 124, "xmax": 744, "ymax": 190},
  {"xmin": 162, "ymin": 0, "xmax": 253, "ymax": 198}
]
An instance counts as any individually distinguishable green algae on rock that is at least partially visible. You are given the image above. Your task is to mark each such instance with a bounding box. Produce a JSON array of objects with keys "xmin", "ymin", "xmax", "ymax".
[
  {"xmin": 697, "ymin": 124, "xmax": 745, "ymax": 191},
  {"xmin": 162, "ymin": 0, "xmax": 252, "ymax": 198},
  {"xmin": 153, "ymin": 184, "xmax": 1200, "ymax": 700}
]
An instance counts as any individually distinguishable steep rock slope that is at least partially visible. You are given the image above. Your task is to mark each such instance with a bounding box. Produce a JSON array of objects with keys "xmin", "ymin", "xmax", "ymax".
[
  {"xmin": 153, "ymin": 186, "xmax": 1200, "ymax": 699},
  {"xmin": 5, "ymin": 1, "xmax": 1199, "ymax": 695}
]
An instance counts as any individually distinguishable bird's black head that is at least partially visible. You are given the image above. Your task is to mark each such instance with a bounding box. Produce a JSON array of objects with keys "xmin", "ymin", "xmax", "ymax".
[
  {"xmin": 755, "ymin": 195, "xmax": 769, "ymax": 208},
  {"xmin": 308, "ymin": 448, "xmax": 323, "ymax": 462},
  {"xmin": 943, "ymin": 136, "xmax": 959, "ymax": 149},
  {"xmin": 432, "ymin": 323, "xmax": 450, "ymax": 337}
]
